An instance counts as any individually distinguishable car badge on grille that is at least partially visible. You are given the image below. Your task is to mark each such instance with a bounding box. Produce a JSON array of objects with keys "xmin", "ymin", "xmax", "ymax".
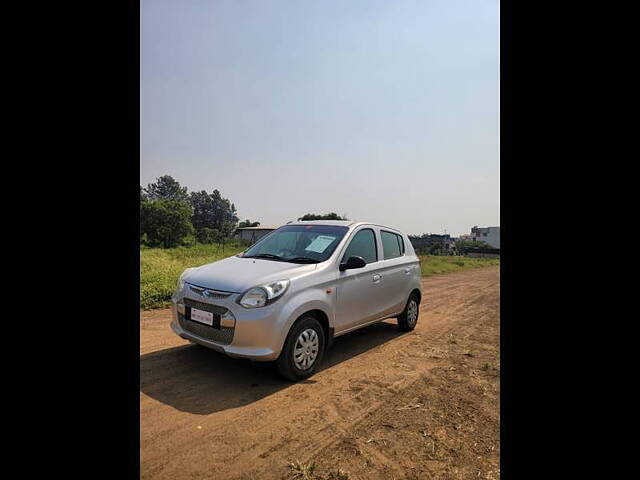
[
  {"xmin": 188, "ymin": 284, "xmax": 232, "ymax": 298},
  {"xmin": 189, "ymin": 285, "xmax": 206, "ymax": 296}
]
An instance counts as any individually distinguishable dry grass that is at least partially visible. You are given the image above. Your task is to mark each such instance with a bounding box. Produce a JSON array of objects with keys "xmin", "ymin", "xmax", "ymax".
[
  {"xmin": 287, "ymin": 460, "xmax": 317, "ymax": 480},
  {"xmin": 419, "ymin": 254, "xmax": 499, "ymax": 276},
  {"xmin": 140, "ymin": 242, "xmax": 245, "ymax": 309},
  {"xmin": 286, "ymin": 461, "xmax": 349, "ymax": 480}
]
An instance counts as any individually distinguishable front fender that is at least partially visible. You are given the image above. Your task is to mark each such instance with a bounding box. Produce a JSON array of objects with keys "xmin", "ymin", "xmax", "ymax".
[{"xmin": 275, "ymin": 286, "xmax": 335, "ymax": 353}]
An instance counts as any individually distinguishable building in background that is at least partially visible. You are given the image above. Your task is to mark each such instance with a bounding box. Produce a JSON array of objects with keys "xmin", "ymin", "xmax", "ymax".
[
  {"xmin": 235, "ymin": 226, "xmax": 278, "ymax": 244},
  {"xmin": 470, "ymin": 226, "xmax": 500, "ymax": 249}
]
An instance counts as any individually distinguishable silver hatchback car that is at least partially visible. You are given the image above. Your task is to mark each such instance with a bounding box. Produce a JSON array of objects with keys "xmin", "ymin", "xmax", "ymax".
[{"xmin": 171, "ymin": 220, "xmax": 422, "ymax": 380}]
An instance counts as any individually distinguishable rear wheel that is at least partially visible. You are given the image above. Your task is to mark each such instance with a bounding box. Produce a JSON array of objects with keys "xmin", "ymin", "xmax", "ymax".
[
  {"xmin": 398, "ymin": 294, "xmax": 420, "ymax": 331},
  {"xmin": 276, "ymin": 316, "xmax": 325, "ymax": 381}
]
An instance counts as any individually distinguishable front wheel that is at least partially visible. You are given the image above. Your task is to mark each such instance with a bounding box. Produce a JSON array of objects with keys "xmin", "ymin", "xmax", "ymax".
[
  {"xmin": 276, "ymin": 316, "xmax": 325, "ymax": 381},
  {"xmin": 397, "ymin": 294, "xmax": 420, "ymax": 331}
]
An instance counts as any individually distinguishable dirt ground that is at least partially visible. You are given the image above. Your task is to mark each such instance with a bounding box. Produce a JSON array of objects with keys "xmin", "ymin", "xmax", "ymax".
[{"xmin": 140, "ymin": 266, "xmax": 500, "ymax": 480}]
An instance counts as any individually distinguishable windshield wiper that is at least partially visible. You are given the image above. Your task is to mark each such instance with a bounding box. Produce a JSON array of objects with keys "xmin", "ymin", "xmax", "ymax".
[
  {"xmin": 286, "ymin": 257, "xmax": 321, "ymax": 264},
  {"xmin": 244, "ymin": 253, "xmax": 284, "ymax": 261}
]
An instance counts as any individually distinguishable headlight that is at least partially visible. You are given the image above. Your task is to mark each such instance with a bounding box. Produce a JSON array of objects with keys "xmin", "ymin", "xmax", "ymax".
[
  {"xmin": 239, "ymin": 279, "xmax": 290, "ymax": 308},
  {"xmin": 240, "ymin": 288, "xmax": 268, "ymax": 308}
]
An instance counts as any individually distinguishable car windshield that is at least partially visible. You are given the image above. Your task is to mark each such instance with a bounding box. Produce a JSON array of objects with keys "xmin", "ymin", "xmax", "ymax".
[{"xmin": 241, "ymin": 225, "xmax": 349, "ymax": 263}]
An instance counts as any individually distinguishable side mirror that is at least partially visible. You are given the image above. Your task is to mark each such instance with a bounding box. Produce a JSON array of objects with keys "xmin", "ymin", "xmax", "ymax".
[{"xmin": 339, "ymin": 256, "xmax": 367, "ymax": 271}]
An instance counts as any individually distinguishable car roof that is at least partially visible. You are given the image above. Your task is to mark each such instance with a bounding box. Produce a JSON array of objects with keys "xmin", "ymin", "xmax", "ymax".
[
  {"xmin": 287, "ymin": 220, "xmax": 356, "ymax": 227},
  {"xmin": 287, "ymin": 220, "xmax": 404, "ymax": 233}
]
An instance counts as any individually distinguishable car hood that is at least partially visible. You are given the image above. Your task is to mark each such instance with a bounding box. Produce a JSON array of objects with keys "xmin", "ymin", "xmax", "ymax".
[{"xmin": 183, "ymin": 255, "xmax": 318, "ymax": 293}]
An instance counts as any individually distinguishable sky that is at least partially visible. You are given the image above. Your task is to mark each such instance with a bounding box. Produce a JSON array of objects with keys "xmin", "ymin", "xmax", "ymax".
[{"xmin": 140, "ymin": 0, "xmax": 499, "ymax": 237}]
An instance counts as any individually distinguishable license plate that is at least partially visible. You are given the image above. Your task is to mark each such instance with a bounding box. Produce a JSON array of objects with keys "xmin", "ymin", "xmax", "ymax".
[{"xmin": 190, "ymin": 308, "xmax": 214, "ymax": 326}]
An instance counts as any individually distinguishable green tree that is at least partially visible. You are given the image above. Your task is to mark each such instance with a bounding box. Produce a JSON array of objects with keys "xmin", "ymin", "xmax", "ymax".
[
  {"xmin": 140, "ymin": 186, "xmax": 148, "ymax": 243},
  {"xmin": 297, "ymin": 212, "xmax": 346, "ymax": 221},
  {"xmin": 189, "ymin": 189, "xmax": 239, "ymax": 239},
  {"xmin": 140, "ymin": 200, "xmax": 194, "ymax": 248},
  {"xmin": 238, "ymin": 219, "xmax": 261, "ymax": 228},
  {"xmin": 455, "ymin": 239, "xmax": 491, "ymax": 249},
  {"xmin": 144, "ymin": 175, "xmax": 189, "ymax": 202},
  {"xmin": 189, "ymin": 190, "xmax": 215, "ymax": 232},
  {"xmin": 453, "ymin": 239, "xmax": 491, "ymax": 255}
]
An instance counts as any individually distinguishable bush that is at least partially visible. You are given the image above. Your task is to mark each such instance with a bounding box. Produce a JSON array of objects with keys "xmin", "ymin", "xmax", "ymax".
[
  {"xmin": 140, "ymin": 200, "xmax": 195, "ymax": 248},
  {"xmin": 196, "ymin": 227, "xmax": 221, "ymax": 244}
]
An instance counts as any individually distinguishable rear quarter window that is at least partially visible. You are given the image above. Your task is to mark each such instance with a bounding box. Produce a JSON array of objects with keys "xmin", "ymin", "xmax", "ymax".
[{"xmin": 381, "ymin": 231, "xmax": 404, "ymax": 259}]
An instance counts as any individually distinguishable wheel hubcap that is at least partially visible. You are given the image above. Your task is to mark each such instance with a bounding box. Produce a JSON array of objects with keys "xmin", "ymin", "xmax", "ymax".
[
  {"xmin": 407, "ymin": 300, "xmax": 418, "ymax": 326},
  {"xmin": 294, "ymin": 329, "xmax": 319, "ymax": 370}
]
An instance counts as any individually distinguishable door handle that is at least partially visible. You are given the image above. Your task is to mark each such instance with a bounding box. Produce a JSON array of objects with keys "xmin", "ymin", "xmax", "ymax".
[
  {"xmin": 404, "ymin": 267, "xmax": 411, "ymax": 274},
  {"xmin": 372, "ymin": 274, "xmax": 382, "ymax": 283}
]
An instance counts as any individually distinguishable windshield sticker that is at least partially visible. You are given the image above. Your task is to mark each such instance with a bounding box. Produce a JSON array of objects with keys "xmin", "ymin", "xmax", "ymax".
[{"xmin": 304, "ymin": 235, "xmax": 336, "ymax": 253}]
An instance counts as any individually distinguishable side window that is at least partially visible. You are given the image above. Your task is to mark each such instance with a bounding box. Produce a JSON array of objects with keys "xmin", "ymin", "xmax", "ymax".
[
  {"xmin": 381, "ymin": 231, "xmax": 403, "ymax": 259},
  {"xmin": 342, "ymin": 229, "xmax": 377, "ymax": 264}
]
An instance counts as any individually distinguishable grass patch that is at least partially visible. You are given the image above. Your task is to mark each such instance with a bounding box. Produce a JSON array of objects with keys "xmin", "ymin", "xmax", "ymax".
[
  {"xmin": 140, "ymin": 246, "xmax": 499, "ymax": 310},
  {"xmin": 287, "ymin": 460, "xmax": 317, "ymax": 480},
  {"xmin": 419, "ymin": 255, "xmax": 499, "ymax": 277},
  {"xmin": 140, "ymin": 243, "xmax": 245, "ymax": 309},
  {"xmin": 326, "ymin": 469, "xmax": 349, "ymax": 480},
  {"xmin": 286, "ymin": 461, "xmax": 349, "ymax": 480}
]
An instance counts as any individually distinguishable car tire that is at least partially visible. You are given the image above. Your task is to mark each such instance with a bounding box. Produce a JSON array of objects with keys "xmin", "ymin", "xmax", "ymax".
[
  {"xmin": 276, "ymin": 316, "xmax": 326, "ymax": 382},
  {"xmin": 398, "ymin": 293, "xmax": 420, "ymax": 331}
]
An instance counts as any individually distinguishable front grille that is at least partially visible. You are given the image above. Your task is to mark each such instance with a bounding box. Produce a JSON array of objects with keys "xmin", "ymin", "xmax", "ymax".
[
  {"xmin": 183, "ymin": 297, "xmax": 228, "ymax": 314},
  {"xmin": 179, "ymin": 298, "xmax": 234, "ymax": 345},
  {"xmin": 187, "ymin": 283, "xmax": 233, "ymax": 300},
  {"xmin": 178, "ymin": 313, "xmax": 235, "ymax": 344}
]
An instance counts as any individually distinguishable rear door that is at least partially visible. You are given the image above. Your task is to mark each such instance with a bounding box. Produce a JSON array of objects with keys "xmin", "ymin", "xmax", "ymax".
[
  {"xmin": 377, "ymin": 230, "xmax": 412, "ymax": 316},
  {"xmin": 334, "ymin": 226, "xmax": 385, "ymax": 333}
]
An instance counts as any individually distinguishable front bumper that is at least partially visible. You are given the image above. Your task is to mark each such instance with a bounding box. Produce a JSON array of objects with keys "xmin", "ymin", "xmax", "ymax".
[{"xmin": 170, "ymin": 293, "xmax": 285, "ymax": 361}]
